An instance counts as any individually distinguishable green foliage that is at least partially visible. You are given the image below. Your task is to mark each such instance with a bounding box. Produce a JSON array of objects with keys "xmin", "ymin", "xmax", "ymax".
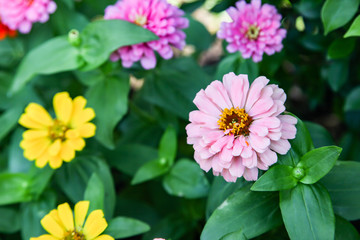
[
  {"xmin": 345, "ymin": 15, "xmax": 360, "ymax": 37},
  {"xmin": 104, "ymin": 216, "xmax": 150, "ymax": 238}
]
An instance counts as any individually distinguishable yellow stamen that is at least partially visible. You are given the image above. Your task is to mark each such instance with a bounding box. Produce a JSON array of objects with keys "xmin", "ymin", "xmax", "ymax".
[
  {"xmin": 48, "ymin": 120, "xmax": 68, "ymax": 141},
  {"xmin": 246, "ymin": 24, "xmax": 260, "ymax": 40},
  {"xmin": 218, "ymin": 107, "xmax": 252, "ymax": 136},
  {"xmin": 134, "ymin": 14, "xmax": 147, "ymax": 26},
  {"xmin": 64, "ymin": 230, "xmax": 85, "ymax": 240}
]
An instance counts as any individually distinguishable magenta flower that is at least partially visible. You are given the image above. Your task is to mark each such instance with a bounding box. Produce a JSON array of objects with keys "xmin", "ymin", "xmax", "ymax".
[
  {"xmin": 217, "ymin": 0, "xmax": 286, "ymax": 62},
  {"xmin": 0, "ymin": 0, "xmax": 57, "ymax": 34},
  {"xmin": 186, "ymin": 72, "xmax": 297, "ymax": 182},
  {"xmin": 104, "ymin": 0, "xmax": 189, "ymax": 70}
]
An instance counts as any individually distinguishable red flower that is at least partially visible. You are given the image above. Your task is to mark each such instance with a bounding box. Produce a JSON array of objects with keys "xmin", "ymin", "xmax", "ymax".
[{"xmin": 0, "ymin": 21, "xmax": 17, "ymax": 40}]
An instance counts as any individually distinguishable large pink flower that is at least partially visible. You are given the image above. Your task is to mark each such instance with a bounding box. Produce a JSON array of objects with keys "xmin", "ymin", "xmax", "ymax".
[
  {"xmin": 186, "ymin": 72, "xmax": 297, "ymax": 182},
  {"xmin": 0, "ymin": 0, "xmax": 57, "ymax": 34},
  {"xmin": 217, "ymin": 0, "xmax": 286, "ymax": 62},
  {"xmin": 104, "ymin": 0, "xmax": 189, "ymax": 70}
]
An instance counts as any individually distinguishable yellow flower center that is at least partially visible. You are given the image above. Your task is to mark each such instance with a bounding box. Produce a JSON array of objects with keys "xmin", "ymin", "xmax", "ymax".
[
  {"xmin": 218, "ymin": 107, "xmax": 252, "ymax": 136},
  {"xmin": 246, "ymin": 24, "xmax": 260, "ymax": 40},
  {"xmin": 48, "ymin": 120, "xmax": 68, "ymax": 141},
  {"xmin": 134, "ymin": 14, "xmax": 147, "ymax": 26},
  {"xmin": 64, "ymin": 230, "xmax": 85, "ymax": 240}
]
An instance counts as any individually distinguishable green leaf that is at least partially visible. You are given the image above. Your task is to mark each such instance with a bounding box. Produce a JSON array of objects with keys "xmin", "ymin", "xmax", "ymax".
[
  {"xmin": 297, "ymin": 146, "xmax": 342, "ymax": 184},
  {"xmin": 344, "ymin": 86, "xmax": 360, "ymax": 111},
  {"xmin": 220, "ymin": 229, "xmax": 248, "ymax": 240},
  {"xmin": 321, "ymin": 0, "xmax": 360, "ymax": 35},
  {"xmin": 84, "ymin": 173, "xmax": 105, "ymax": 214},
  {"xmin": 8, "ymin": 128, "xmax": 32, "ymax": 173},
  {"xmin": 0, "ymin": 106, "xmax": 23, "ymax": 142},
  {"xmin": 183, "ymin": 15, "xmax": 213, "ymax": 52},
  {"xmin": 304, "ymin": 121, "xmax": 335, "ymax": 148},
  {"xmin": 51, "ymin": 2, "xmax": 88, "ymax": 34},
  {"xmin": 28, "ymin": 166, "xmax": 54, "ymax": 199},
  {"xmin": 294, "ymin": 0, "xmax": 323, "ymax": 19},
  {"xmin": 327, "ymin": 59, "xmax": 349, "ymax": 92},
  {"xmin": 289, "ymin": 114, "xmax": 314, "ymax": 159},
  {"xmin": 335, "ymin": 215, "xmax": 360, "ymax": 240},
  {"xmin": 104, "ymin": 216, "xmax": 150, "ymax": 239},
  {"xmin": 86, "ymin": 77, "xmax": 130, "ymax": 149},
  {"xmin": 0, "ymin": 207, "xmax": 20, "ymax": 233},
  {"xmin": 80, "ymin": 19, "xmax": 158, "ymax": 70},
  {"xmin": 344, "ymin": 15, "xmax": 360, "ymax": 37},
  {"xmin": 201, "ymin": 185, "xmax": 282, "ymax": 240},
  {"xmin": 328, "ymin": 38, "xmax": 356, "ymax": 59},
  {"xmin": 131, "ymin": 158, "xmax": 170, "ymax": 185},
  {"xmin": 0, "ymin": 173, "xmax": 31, "ymax": 205},
  {"xmin": 9, "ymin": 36, "xmax": 83, "ymax": 95},
  {"xmin": 158, "ymin": 126, "xmax": 177, "ymax": 166},
  {"xmin": 321, "ymin": 161, "xmax": 360, "ymax": 220},
  {"xmin": 280, "ymin": 183, "xmax": 335, "ymax": 240},
  {"xmin": 20, "ymin": 191, "xmax": 56, "ymax": 240},
  {"xmin": 163, "ymin": 159, "xmax": 209, "ymax": 198},
  {"xmin": 251, "ymin": 165, "xmax": 298, "ymax": 191}
]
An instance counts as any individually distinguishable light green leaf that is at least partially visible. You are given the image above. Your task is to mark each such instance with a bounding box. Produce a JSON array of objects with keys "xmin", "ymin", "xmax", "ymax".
[
  {"xmin": 344, "ymin": 15, "xmax": 360, "ymax": 37},
  {"xmin": 280, "ymin": 183, "xmax": 335, "ymax": 240},
  {"xmin": 220, "ymin": 229, "xmax": 248, "ymax": 240},
  {"xmin": 321, "ymin": 161, "xmax": 360, "ymax": 220},
  {"xmin": 80, "ymin": 19, "xmax": 158, "ymax": 70},
  {"xmin": 158, "ymin": 126, "xmax": 177, "ymax": 166},
  {"xmin": 0, "ymin": 173, "xmax": 32, "ymax": 205},
  {"xmin": 163, "ymin": 159, "xmax": 209, "ymax": 198},
  {"xmin": 335, "ymin": 215, "xmax": 360, "ymax": 240},
  {"xmin": 86, "ymin": 77, "xmax": 130, "ymax": 149},
  {"xmin": 84, "ymin": 173, "xmax": 105, "ymax": 214},
  {"xmin": 104, "ymin": 216, "xmax": 150, "ymax": 239},
  {"xmin": 0, "ymin": 106, "xmax": 23, "ymax": 142},
  {"xmin": 201, "ymin": 185, "xmax": 282, "ymax": 240},
  {"xmin": 251, "ymin": 165, "xmax": 298, "ymax": 191},
  {"xmin": 328, "ymin": 38, "xmax": 356, "ymax": 59},
  {"xmin": 131, "ymin": 158, "xmax": 170, "ymax": 185},
  {"xmin": 9, "ymin": 36, "xmax": 83, "ymax": 95},
  {"xmin": 321, "ymin": 0, "xmax": 360, "ymax": 35},
  {"xmin": 0, "ymin": 207, "xmax": 20, "ymax": 233},
  {"xmin": 297, "ymin": 146, "xmax": 342, "ymax": 184}
]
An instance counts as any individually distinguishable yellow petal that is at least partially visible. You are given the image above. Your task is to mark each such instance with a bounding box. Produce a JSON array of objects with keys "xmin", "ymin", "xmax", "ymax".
[
  {"xmin": 35, "ymin": 151, "xmax": 51, "ymax": 168},
  {"xmin": 65, "ymin": 129, "xmax": 80, "ymax": 139},
  {"xmin": 25, "ymin": 103, "xmax": 54, "ymax": 127},
  {"xmin": 78, "ymin": 123, "xmax": 96, "ymax": 138},
  {"xmin": 83, "ymin": 210, "xmax": 108, "ymax": 240},
  {"xmin": 48, "ymin": 139, "xmax": 62, "ymax": 156},
  {"xmin": 40, "ymin": 214, "xmax": 66, "ymax": 238},
  {"xmin": 53, "ymin": 92, "xmax": 73, "ymax": 125},
  {"xmin": 49, "ymin": 155, "xmax": 63, "ymax": 169},
  {"xmin": 22, "ymin": 138, "xmax": 51, "ymax": 161},
  {"xmin": 74, "ymin": 201, "xmax": 89, "ymax": 228},
  {"xmin": 19, "ymin": 114, "xmax": 48, "ymax": 129},
  {"xmin": 57, "ymin": 203, "xmax": 74, "ymax": 231},
  {"xmin": 48, "ymin": 210, "xmax": 64, "ymax": 228},
  {"xmin": 71, "ymin": 108, "xmax": 95, "ymax": 128},
  {"xmin": 67, "ymin": 138, "xmax": 85, "ymax": 151},
  {"xmin": 30, "ymin": 234, "xmax": 59, "ymax": 240},
  {"xmin": 23, "ymin": 129, "xmax": 49, "ymax": 140},
  {"xmin": 94, "ymin": 234, "xmax": 115, "ymax": 240},
  {"xmin": 60, "ymin": 141, "xmax": 76, "ymax": 162},
  {"xmin": 70, "ymin": 96, "xmax": 87, "ymax": 128}
]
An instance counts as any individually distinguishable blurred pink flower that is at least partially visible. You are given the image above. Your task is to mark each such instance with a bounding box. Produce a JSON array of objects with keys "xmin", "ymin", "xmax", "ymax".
[
  {"xmin": 217, "ymin": 0, "xmax": 286, "ymax": 62},
  {"xmin": 186, "ymin": 72, "xmax": 297, "ymax": 182},
  {"xmin": 153, "ymin": 239, "xmax": 166, "ymax": 240},
  {"xmin": 0, "ymin": 0, "xmax": 57, "ymax": 34},
  {"xmin": 104, "ymin": 0, "xmax": 189, "ymax": 69}
]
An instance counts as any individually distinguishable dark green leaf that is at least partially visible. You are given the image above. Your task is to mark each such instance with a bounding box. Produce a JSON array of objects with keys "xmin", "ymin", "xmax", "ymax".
[
  {"xmin": 321, "ymin": 161, "xmax": 360, "ymax": 220},
  {"xmin": 0, "ymin": 38, "xmax": 24, "ymax": 67},
  {"xmin": 344, "ymin": 15, "xmax": 360, "ymax": 37},
  {"xmin": 297, "ymin": 146, "xmax": 342, "ymax": 184},
  {"xmin": 163, "ymin": 159, "xmax": 209, "ymax": 198},
  {"xmin": 158, "ymin": 126, "xmax": 177, "ymax": 166},
  {"xmin": 28, "ymin": 166, "xmax": 54, "ymax": 199},
  {"xmin": 131, "ymin": 158, "xmax": 170, "ymax": 185},
  {"xmin": 251, "ymin": 165, "xmax": 298, "ymax": 191},
  {"xmin": 104, "ymin": 216, "xmax": 150, "ymax": 239},
  {"xmin": 84, "ymin": 173, "xmax": 105, "ymax": 214},
  {"xmin": 321, "ymin": 0, "xmax": 360, "ymax": 35},
  {"xmin": 86, "ymin": 77, "xmax": 130, "ymax": 149},
  {"xmin": 304, "ymin": 121, "xmax": 335, "ymax": 148},
  {"xmin": 9, "ymin": 36, "xmax": 83, "ymax": 95},
  {"xmin": 344, "ymin": 86, "xmax": 360, "ymax": 111},
  {"xmin": 80, "ymin": 19, "xmax": 158, "ymax": 70},
  {"xmin": 201, "ymin": 185, "xmax": 282, "ymax": 240},
  {"xmin": 328, "ymin": 38, "xmax": 356, "ymax": 59},
  {"xmin": 294, "ymin": 0, "xmax": 323, "ymax": 19},
  {"xmin": 0, "ymin": 173, "xmax": 31, "ymax": 205},
  {"xmin": 280, "ymin": 183, "xmax": 335, "ymax": 240},
  {"xmin": 8, "ymin": 128, "xmax": 32, "ymax": 173},
  {"xmin": 335, "ymin": 215, "xmax": 360, "ymax": 240},
  {"xmin": 0, "ymin": 207, "xmax": 20, "ymax": 233},
  {"xmin": 288, "ymin": 114, "xmax": 314, "ymax": 159},
  {"xmin": 0, "ymin": 106, "xmax": 23, "ymax": 142},
  {"xmin": 183, "ymin": 15, "xmax": 212, "ymax": 52},
  {"xmin": 220, "ymin": 229, "xmax": 248, "ymax": 240},
  {"xmin": 51, "ymin": 2, "xmax": 88, "ymax": 34},
  {"xmin": 327, "ymin": 59, "xmax": 349, "ymax": 92}
]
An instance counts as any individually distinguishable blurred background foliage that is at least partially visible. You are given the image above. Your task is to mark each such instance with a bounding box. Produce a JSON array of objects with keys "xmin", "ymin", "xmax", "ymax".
[{"xmin": 0, "ymin": 0, "xmax": 360, "ymax": 239}]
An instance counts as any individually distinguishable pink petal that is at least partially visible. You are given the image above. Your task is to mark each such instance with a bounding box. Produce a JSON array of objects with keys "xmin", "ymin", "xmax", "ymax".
[
  {"xmin": 243, "ymin": 167, "xmax": 258, "ymax": 181},
  {"xmin": 270, "ymin": 139, "xmax": 291, "ymax": 155}
]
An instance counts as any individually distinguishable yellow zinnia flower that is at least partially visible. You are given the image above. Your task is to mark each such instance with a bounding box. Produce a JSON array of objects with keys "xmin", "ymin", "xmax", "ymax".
[
  {"xmin": 30, "ymin": 201, "xmax": 114, "ymax": 240},
  {"xmin": 19, "ymin": 92, "xmax": 96, "ymax": 169}
]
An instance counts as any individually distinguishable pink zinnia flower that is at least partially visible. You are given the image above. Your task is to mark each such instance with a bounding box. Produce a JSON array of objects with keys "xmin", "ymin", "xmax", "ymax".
[
  {"xmin": 186, "ymin": 72, "xmax": 297, "ymax": 182},
  {"xmin": 0, "ymin": 0, "xmax": 57, "ymax": 34},
  {"xmin": 217, "ymin": 0, "xmax": 286, "ymax": 62},
  {"xmin": 104, "ymin": 0, "xmax": 189, "ymax": 69}
]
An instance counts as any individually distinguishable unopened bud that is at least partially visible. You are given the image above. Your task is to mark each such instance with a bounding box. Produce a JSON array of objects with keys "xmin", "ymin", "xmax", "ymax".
[
  {"xmin": 292, "ymin": 167, "xmax": 305, "ymax": 180},
  {"xmin": 68, "ymin": 29, "xmax": 81, "ymax": 46}
]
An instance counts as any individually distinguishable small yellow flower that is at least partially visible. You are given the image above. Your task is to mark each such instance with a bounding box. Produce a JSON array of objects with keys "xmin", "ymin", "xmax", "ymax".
[
  {"xmin": 19, "ymin": 92, "xmax": 96, "ymax": 169},
  {"xmin": 30, "ymin": 201, "xmax": 114, "ymax": 240}
]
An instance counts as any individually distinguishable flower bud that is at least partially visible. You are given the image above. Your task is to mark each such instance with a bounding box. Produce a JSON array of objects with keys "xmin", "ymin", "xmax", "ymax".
[
  {"xmin": 292, "ymin": 167, "xmax": 305, "ymax": 180},
  {"xmin": 68, "ymin": 29, "xmax": 81, "ymax": 46}
]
